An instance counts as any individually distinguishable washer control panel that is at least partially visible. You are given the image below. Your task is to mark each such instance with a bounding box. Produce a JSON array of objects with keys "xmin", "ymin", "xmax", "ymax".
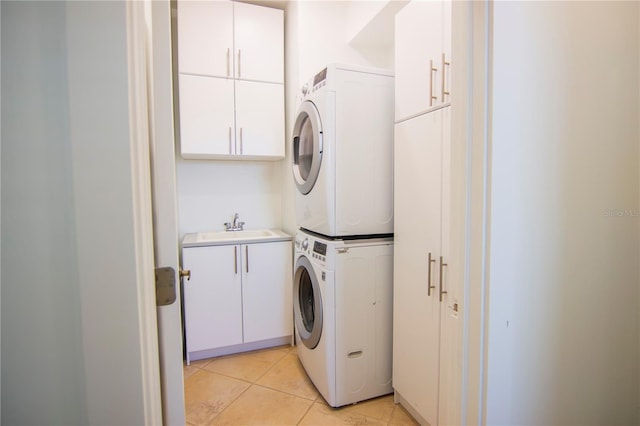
[{"xmin": 295, "ymin": 231, "xmax": 329, "ymax": 265}]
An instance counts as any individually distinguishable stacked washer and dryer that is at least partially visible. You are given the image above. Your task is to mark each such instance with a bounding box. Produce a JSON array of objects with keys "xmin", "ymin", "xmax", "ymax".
[{"xmin": 291, "ymin": 64, "xmax": 395, "ymax": 407}]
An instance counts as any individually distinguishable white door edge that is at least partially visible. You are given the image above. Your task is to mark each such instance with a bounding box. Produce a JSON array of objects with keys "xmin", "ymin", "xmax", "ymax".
[
  {"xmin": 146, "ymin": 0, "xmax": 187, "ymax": 424},
  {"xmin": 125, "ymin": 1, "xmax": 163, "ymax": 424}
]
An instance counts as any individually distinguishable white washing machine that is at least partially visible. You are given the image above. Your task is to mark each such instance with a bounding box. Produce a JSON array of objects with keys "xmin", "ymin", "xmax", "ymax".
[
  {"xmin": 292, "ymin": 228, "xmax": 394, "ymax": 407},
  {"xmin": 292, "ymin": 63, "xmax": 394, "ymax": 238}
]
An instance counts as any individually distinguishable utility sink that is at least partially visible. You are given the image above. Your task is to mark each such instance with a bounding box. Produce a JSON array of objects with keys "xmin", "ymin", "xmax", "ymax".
[
  {"xmin": 182, "ymin": 229, "xmax": 291, "ymax": 247},
  {"xmin": 198, "ymin": 229, "xmax": 278, "ymax": 242}
]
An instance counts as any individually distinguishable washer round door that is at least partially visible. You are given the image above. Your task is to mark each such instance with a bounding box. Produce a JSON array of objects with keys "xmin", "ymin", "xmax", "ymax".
[
  {"xmin": 292, "ymin": 101, "xmax": 323, "ymax": 195},
  {"xmin": 293, "ymin": 255, "xmax": 323, "ymax": 349}
]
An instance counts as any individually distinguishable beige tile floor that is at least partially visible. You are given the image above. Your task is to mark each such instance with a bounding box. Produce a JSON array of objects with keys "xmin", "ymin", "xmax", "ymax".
[{"xmin": 183, "ymin": 345, "xmax": 420, "ymax": 425}]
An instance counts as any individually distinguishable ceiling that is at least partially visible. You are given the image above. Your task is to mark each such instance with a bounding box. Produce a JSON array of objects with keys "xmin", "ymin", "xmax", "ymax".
[{"xmin": 236, "ymin": 0, "xmax": 287, "ymax": 10}]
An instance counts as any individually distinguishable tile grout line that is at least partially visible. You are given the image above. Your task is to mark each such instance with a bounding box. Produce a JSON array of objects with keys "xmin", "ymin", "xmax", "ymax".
[
  {"xmin": 249, "ymin": 356, "xmax": 321, "ymax": 402},
  {"xmin": 249, "ymin": 348, "xmax": 290, "ymax": 384},
  {"xmin": 296, "ymin": 398, "xmax": 317, "ymax": 425},
  {"xmin": 189, "ymin": 346, "xmax": 290, "ymax": 386},
  {"xmin": 207, "ymin": 380, "xmax": 257, "ymax": 424}
]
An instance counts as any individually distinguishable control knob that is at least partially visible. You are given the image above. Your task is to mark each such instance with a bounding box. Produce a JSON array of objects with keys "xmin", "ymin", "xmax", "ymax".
[
  {"xmin": 301, "ymin": 83, "xmax": 309, "ymax": 96},
  {"xmin": 301, "ymin": 238, "xmax": 309, "ymax": 251}
]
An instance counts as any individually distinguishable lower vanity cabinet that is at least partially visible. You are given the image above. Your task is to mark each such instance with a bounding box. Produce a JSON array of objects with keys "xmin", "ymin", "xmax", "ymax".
[{"xmin": 182, "ymin": 239, "xmax": 292, "ymax": 363}]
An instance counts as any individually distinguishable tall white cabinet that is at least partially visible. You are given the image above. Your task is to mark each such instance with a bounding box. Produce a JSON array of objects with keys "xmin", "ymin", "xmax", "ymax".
[
  {"xmin": 393, "ymin": 1, "xmax": 459, "ymax": 425},
  {"xmin": 177, "ymin": 0, "xmax": 284, "ymax": 160},
  {"xmin": 395, "ymin": 0, "xmax": 451, "ymax": 122}
]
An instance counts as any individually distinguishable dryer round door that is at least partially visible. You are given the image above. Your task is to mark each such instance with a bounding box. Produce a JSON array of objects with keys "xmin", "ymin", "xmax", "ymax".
[
  {"xmin": 293, "ymin": 255, "xmax": 323, "ymax": 349},
  {"xmin": 292, "ymin": 101, "xmax": 323, "ymax": 195}
]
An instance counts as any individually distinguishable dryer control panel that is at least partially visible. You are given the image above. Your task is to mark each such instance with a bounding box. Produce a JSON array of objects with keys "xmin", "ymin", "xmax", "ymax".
[
  {"xmin": 299, "ymin": 67, "xmax": 328, "ymax": 100},
  {"xmin": 312, "ymin": 241, "xmax": 327, "ymax": 262}
]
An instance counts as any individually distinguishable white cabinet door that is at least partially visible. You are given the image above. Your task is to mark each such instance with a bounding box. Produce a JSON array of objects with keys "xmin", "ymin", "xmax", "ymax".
[
  {"xmin": 235, "ymin": 80, "xmax": 285, "ymax": 159},
  {"xmin": 182, "ymin": 245, "xmax": 243, "ymax": 354},
  {"xmin": 233, "ymin": 2, "xmax": 284, "ymax": 84},
  {"xmin": 178, "ymin": 74, "xmax": 235, "ymax": 159},
  {"xmin": 241, "ymin": 241, "xmax": 292, "ymax": 343},
  {"xmin": 393, "ymin": 111, "xmax": 444, "ymax": 425},
  {"xmin": 177, "ymin": 0, "xmax": 284, "ymax": 160},
  {"xmin": 436, "ymin": 106, "xmax": 459, "ymax": 426},
  {"xmin": 177, "ymin": 0, "xmax": 233, "ymax": 78},
  {"xmin": 442, "ymin": 0, "xmax": 452, "ymax": 104},
  {"xmin": 395, "ymin": 0, "xmax": 452, "ymax": 121}
]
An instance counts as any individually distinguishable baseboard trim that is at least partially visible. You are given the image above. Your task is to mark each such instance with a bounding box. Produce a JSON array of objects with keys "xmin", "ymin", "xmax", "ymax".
[{"xmin": 187, "ymin": 336, "xmax": 292, "ymax": 364}]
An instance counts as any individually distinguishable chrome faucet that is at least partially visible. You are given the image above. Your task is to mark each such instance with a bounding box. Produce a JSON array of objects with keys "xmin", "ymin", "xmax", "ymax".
[{"xmin": 224, "ymin": 213, "xmax": 245, "ymax": 231}]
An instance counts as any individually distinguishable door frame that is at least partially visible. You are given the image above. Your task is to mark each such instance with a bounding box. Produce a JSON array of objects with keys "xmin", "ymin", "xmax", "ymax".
[
  {"xmin": 126, "ymin": 0, "xmax": 187, "ymax": 424},
  {"xmin": 450, "ymin": 1, "xmax": 493, "ymax": 424},
  {"xmin": 125, "ymin": 0, "xmax": 164, "ymax": 423},
  {"xmin": 126, "ymin": 0, "xmax": 495, "ymax": 424}
]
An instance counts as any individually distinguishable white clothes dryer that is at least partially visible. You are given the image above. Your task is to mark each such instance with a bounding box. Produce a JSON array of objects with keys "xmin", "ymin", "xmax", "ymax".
[
  {"xmin": 292, "ymin": 64, "xmax": 394, "ymax": 238},
  {"xmin": 293, "ymin": 228, "xmax": 394, "ymax": 407}
]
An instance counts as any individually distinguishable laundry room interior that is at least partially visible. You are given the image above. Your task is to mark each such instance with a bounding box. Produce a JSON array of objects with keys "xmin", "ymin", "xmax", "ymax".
[
  {"xmin": 176, "ymin": 0, "xmax": 410, "ymax": 423},
  {"xmin": 2, "ymin": 0, "xmax": 639, "ymax": 425},
  {"xmin": 173, "ymin": 0, "xmax": 639, "ymax": 425}
]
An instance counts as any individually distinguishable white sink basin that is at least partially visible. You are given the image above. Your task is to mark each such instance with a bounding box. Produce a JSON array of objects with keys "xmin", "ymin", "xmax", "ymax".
[
  {"xmin": 183, "ymin": 229, "xmax": 291, "ymax": 247},
  {"xmin": 197, "ymin": 229, "xmax": 278, "ymax": 242}
]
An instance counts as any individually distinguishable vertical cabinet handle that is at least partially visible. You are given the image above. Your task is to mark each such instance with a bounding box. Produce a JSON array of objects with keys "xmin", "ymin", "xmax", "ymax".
[
  {"xmin": 441, "ymin": 53, "xmax": 450, "ymax": 101},
  {"xmin": 237, "ymin": 49, "xmax": 242, "ymax": 78},
  {"xmin": 234, "ymin": 246, "xmax": 238, "ymax": 274},
  {"xmin": 439, "ymin": 256, "xmax": 448, "ymax": 302},
  {"xmin": 429, "ymin": 59, "xmax": 438, "ymax": 106},
  {"xmin": 239, "ymin": 128, "xmax": 243, "ymax": 154},
  {"xmin": 427, "ymin": 252, "xmax": 436, "ymax": 296},
  {"xmin": 245, "ymin": 246, "xmax": 249, "ymax": 273},
  {"xmin": 226, "ymin": 48, "xmax": 230, "ymax": 77},
  {"xmin": 228, "ymin": 127, "xmax": 232, "ymax": 154}
]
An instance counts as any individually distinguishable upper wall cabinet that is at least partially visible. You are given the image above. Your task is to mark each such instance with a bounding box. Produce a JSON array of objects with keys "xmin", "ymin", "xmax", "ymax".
[
  {"xmin": 233, "ymin": 2, "xmax": 284, "ymax": 84},
  {"xmin": 178, "ymin": 1, "xmax": 234, "ymax": 79},
  {"xmin": 177, "ymin": 0, "xmax": 284, "ymax": 160},
  {"xmin": 178, "ymin": 1, "xmax": 283, "ymax": 84},
  {"xmin": 395, "ymin": 0, "xmax": 451, "ymax": 122}
]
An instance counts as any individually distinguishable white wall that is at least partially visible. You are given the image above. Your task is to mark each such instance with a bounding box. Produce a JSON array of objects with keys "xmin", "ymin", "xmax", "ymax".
[
  {"xmin": 2, "ymin": 1, "xmax": 154, "ymax": 424},
  {"xmin": 485, "ymin": 2, "xmax": 639, "ymax": 424},
  {"xmin": 2, "ymin": 2, "xmax": 88, "ymax": 423},
  {"xmin": 176, "ymin": 158, "xmax": 284, "ymax": 235},
  {"xmin": 295, "ymin": 0, "xmax": 393, "ymax": 81}
]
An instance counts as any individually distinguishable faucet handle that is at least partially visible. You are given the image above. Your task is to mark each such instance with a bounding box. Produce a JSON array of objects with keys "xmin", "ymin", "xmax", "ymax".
[
  {"xmin": 224, "ymin": 222, "xmax": 231, "ymax": 230},
  {"xmin": 238, "ymin": 221, "xmax": 245, "ymax": 230}
]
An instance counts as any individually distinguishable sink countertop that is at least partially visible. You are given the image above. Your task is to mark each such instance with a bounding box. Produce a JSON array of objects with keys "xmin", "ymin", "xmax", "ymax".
[{"xmin": 182, "ymin": 228, "xmax": 292, "ymax": 248}]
